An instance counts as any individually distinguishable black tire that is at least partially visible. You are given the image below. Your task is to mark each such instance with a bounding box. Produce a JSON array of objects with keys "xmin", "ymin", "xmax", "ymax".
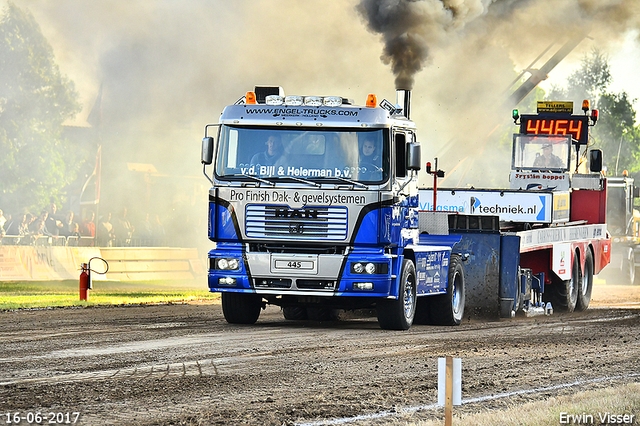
[
  {"xmin": 221, "ymin": 292, "xmax": 262, "ymax": 324},
  {"xmin": 428, "ymin": 254, "xmax": 465, "ymax": 326},
  {"xmin": 282, "ymin": 306, "xmax": 308, "ymax": 320},
  {"xmin": 623, "ymin": 248, "xmax": 636, "ymax": 286},
  {"xmin": 307, "ymin": 307, "xmax": 339, "ymax": 322},
  {"xmin": 576, "ymin": 249, "xmax": 594, "ymax": 311},
  {"xmin": 377, "ymin": 259, "xmax": 417, "ymax": 330},
  {"xmin": 413, "ymin": 297, "xmax": 431, "ymax": 325},
  {"xmin": 551, "ymin": 252, "xmax": 580, "ymax": 312}
]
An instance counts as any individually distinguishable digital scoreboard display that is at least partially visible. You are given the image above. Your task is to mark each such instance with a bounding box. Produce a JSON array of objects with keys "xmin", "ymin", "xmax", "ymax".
[{"xmin": 519, "ymin": 115, "xmax": 589, "ymax": 145}]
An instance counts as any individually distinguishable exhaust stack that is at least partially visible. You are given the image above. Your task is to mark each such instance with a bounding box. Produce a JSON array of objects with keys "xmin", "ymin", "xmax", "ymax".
[{"xmin": 396, "ymin": 89, "xmax": 411, "ymax": 119}]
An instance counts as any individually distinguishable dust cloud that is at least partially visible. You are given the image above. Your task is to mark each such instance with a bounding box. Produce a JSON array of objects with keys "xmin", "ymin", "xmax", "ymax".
[{"xmin": 5, "ymin": 0, "xmax": 640, "ymax": 223}]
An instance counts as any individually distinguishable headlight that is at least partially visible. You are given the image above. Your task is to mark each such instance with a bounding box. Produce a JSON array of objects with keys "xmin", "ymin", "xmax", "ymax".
[
  {"xmin": 365, "ymin": 263, "xmax": 376, "ymax": 274},
  {"xmin": 351, "ymin": 262, "xmax": 388, "ymax": 275},
  {"xmin": 213, "ymin": 258, "xmax": 241, "ymax": 270}
]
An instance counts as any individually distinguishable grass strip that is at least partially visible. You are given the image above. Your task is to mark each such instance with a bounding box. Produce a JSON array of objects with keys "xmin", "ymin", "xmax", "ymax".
[{"xmin": 0, "ymin": 280, "xmax": 219, "ymax": 309}]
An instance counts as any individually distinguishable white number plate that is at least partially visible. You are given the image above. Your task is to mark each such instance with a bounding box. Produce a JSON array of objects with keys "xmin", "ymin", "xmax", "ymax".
[{"xmin": 274, "ymin": 260, "xmax": 315, "ymax": 270}]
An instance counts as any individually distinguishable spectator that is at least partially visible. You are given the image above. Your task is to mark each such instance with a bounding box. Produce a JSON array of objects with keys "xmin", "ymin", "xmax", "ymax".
[
  {"xmin": 80, "ymin": 211, "xmax": 96, "ymax": 246},
  {"xmin": 44, "ymin": 203, "xmax": 63, "ymax": 236},
  {"xmin": 67, "ymin": 223, "xmax": 82, "ymax": 246},
  {"xmin": 59, "ymin": 211, "xmax": 77, "ymax": 237},
  {"xmin": 113, "ymin": 208, "xmax": 134, "ymax": 246},
  {"xmin": 29, "ymin": 217, "xmax": 48, "ymax": 245},
  {"xmin": 97, "ymin": 213, "xmax": 115, "ymax": 247},
  {"xmin": 2, "ymin": 213, "xmax": 17, "ymax": 241},
  {"xmin": 0, "ymin": 209, "xmax": 6, "ymax": 230},
  {"xmin": 135, "ymin": 213, "xmax": 153, "ymax": 246},
  {"xmin": 31, "ymin": 211, "xmax": 52, "ymax": 237}
]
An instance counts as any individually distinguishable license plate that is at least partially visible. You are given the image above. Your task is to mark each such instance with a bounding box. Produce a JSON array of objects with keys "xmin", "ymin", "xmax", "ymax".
[{"xmin": 274, "ymin": 260, "xmax": 315, "ymax": 270}]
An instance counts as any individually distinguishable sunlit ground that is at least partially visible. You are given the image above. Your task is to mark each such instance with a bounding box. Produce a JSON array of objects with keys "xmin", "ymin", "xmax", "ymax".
[{"xmin": 0, "ymin": 279, "xmax": 219, "ymax": 309}]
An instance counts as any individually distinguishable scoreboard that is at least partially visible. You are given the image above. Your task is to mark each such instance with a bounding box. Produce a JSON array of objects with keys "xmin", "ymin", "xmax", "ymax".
[{"xmin": 519, "ymin": 115, "xmax": 589, "ymax": 145}]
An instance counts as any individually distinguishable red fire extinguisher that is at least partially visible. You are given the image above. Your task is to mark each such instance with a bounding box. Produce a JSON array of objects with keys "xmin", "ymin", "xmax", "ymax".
[
  {"xmin": 79, "ymin": 263, "xmax": 91, "ymax": 301},
  {"xmin": 79, "ymin": 257, "xmax": 108, "ymax": 301}
]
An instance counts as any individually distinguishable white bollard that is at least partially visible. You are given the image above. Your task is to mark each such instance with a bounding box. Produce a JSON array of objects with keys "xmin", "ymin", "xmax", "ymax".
[{"xmin": 438, "ymin": 357, "xmax": 462, "ymax": 406}]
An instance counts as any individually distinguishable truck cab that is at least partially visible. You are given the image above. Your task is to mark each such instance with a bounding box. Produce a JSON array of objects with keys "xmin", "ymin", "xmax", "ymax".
[{"xmin": 201, "ymin": 87, "xmax": 429, "ymax": 329}]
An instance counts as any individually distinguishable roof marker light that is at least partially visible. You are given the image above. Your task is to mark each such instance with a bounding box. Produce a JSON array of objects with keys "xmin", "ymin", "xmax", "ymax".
[
  {"xmin": 246, "ymin": 91, "xmax": 257, "ymax": 105},
  {"xmin": 366, "ymin": 94, "xmax": 377, "ymax": 108},
  {"xmin": 512, "ymin": 109, "xmax": 519, "ymax": 123},
  {"xmin": 323, "ymin": 96, "xmax": 342, "ymax": 107},
  {"xmin": 285, "ymin": 95, "xmax": 303, "ymax": 106},
  {"xmin": 591, "ymin": 109, "xmax": 598, "ymax": 124},
  {"xmin": 304, "ymin": 96, "xmax": 322, "ymax": 107},
  {"xmin": 265, "ymin": 95, "xmax": 284, "ymax": 105}
]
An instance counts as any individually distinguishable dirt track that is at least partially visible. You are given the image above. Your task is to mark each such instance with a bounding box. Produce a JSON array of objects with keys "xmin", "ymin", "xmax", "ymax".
[{"xmin": 0, "ymin": 283, "xmax": 639, "ymax": 426}]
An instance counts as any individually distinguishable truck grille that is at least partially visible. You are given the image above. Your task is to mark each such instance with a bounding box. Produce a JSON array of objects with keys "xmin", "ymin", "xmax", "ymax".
[{"xmin": 245, "ymin": 205, "xmax": 348, "ymax": 240}]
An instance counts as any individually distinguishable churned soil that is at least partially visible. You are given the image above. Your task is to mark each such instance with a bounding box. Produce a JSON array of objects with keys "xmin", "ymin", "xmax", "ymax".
[{"xmin": 0, "ymin": 282, "xmax": 638, "ymax": 425}]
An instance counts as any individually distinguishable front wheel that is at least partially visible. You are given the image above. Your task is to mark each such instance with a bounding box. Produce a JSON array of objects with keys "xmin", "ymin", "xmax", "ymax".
[
  {"xmin": 576, "ymin": 249, "xmax": 593, "ymax": 311},
  {"xmin": 377, "ymin": 259, "xmax": 417, "ymax": 330},
  {"xmin": 221, "ymin": 292, "xmax": 262, "ymax": 324}
]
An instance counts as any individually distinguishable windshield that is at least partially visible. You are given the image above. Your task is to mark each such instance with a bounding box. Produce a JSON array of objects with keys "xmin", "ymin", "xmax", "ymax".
[
  {"xmin": 215, "ymin": 126, "xmax": 388, "ymax": 183},
  {"xmin": 512, "ymin": 134, "xmax": 572, "ymax": 172}
]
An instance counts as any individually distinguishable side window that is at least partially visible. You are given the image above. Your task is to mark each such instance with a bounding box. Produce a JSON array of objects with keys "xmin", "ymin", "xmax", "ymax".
[{"xmin": 395, "ymin": 132, "xmax": 406, "ymax": 178}]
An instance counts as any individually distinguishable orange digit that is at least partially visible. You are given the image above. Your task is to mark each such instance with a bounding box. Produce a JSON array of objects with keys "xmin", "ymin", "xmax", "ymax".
[
  {"xmin": 540, "ymin": 120, "xmax": 553, "ymax": 135},
  {"xmin": 526, "ymin": 119, "xmax": 540, "ymax": 134},
  {"xmin": 569, "ymin": 119, "xmax": 582, "ymax": 141},
  {"xmin": 554, "ymin": 120, "xmax": 568, "ymax": 135}
]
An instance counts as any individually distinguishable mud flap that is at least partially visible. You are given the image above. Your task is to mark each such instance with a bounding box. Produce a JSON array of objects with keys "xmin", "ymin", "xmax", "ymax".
[{"xmin": 451, "ymin": 234, "xmax": 501, "ymax": 318}]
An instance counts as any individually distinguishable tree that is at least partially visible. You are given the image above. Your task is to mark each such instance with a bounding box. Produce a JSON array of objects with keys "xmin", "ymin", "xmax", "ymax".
[
  {"xmin": 545, "ymin": 49, "xmax": 638, "ymax": 175},
  {"xmin": 0, "ymin": 2, "xmax": 82, "ymax": 214}
]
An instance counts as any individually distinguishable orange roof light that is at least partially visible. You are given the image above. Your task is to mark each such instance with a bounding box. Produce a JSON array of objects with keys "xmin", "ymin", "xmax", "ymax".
[
  {"xmin": 582, "ymin": 99, "xmax": 590, "ymax": 112},
  {"xmin": 366, "ymin": 94, "xmax": 377, "ymax": 108},
  {"xmin": 246, "ymin": 91, "xmax": 257, "ymax": 105},
  {"xmin": 623, "ymin": 170, "xmax": 629, "ymax": 177}
]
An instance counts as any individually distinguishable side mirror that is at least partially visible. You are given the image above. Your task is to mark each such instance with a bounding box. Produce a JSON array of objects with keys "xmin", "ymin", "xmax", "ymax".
[
  {"xmin": 406, "ymin": 143, "xmax": 421, "ymax": 171},
  {"xmin": 589, "ymin": 149, "xmax": 602, "ymax": 173},
  {"xmin": 201, "ymin": 137, "xmax": 214, "ymax": 165}
]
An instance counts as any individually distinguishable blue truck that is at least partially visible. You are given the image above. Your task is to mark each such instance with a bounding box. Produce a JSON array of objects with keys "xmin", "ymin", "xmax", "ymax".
[{"xmin": 201, "ymin": 88, "xmax": 611, "ymax": 329}]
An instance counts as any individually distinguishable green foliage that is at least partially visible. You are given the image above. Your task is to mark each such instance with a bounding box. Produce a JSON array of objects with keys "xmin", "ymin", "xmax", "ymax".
[
  {"xmin": 545, "ymin": 48, "xmax": 638, "ymax": 176},
  {"xmin": 0, "ymin": 2, "xmax": 82, "ymax": 213}
]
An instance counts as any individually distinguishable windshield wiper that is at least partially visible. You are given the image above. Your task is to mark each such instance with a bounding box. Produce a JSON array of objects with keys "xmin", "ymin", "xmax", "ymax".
[
  {"xmin": 228, "ymin": 174, "xmax": 275, "ymax": 186},
  {"xmin": 266, "ymin": 176, "xmax": 321, "ymax": 188},
  {"xmin": 331, "ymin": 176, "xmax": 369, "ymax": 189}
]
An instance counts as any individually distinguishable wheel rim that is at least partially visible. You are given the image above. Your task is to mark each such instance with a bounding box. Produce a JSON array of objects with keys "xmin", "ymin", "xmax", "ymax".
[
  {"xmin": 570, "ymin": 257, "xmax": 579, "ymax": 300},
  {"xmin": 582, "ymin": 258, "xmax": 592, "ymax": 296},
  {"xmin": 452, "ymin": 271, "xmax": 462, "ymax": 314},
  {"xmin": 404, "ymin": 274, "xmax": 415, "ymax": 318}
]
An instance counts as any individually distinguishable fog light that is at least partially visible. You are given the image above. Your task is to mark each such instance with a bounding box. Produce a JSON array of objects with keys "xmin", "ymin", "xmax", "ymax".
[
  {"xmin": 353, "ymin": 282, "xmax": 374, "ymax": 290},
  {"xmin": 353, "ymin": 262, "xmax": 364, "ymax": 273},
  {"xmin": 365, "ymin": 263, "xmax": 376, "ymax": 274},
  {"xmin": 218, "ymin": 277, "xmax": 237, "ymax": 286}
]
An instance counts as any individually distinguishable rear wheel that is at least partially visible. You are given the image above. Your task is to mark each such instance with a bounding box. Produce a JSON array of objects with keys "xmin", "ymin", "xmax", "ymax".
[
  {"xmin": 306, "ymin": 307, "xmax": 339, "ymax": 321},
  {"xmin": 576, "ymin": 249, "xmax": 593, "ymax": 312},
  {"xmin": 377, "ymin": 259, "xmax": 416, "ymax": 330},
  {"xmin": 221, "ymin": 292, "xmax": 262, "ymax": 324},
  {"xmin": 428, "ymin": 254, "xmax": 465, "ymax": 325},
  {"xmin": 551, "ymin": 253, "xmax": 580, "ymax": 312},
  {"xmin": 282, "ymin": 306, "xmax": 308, "ymax": 320}
]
